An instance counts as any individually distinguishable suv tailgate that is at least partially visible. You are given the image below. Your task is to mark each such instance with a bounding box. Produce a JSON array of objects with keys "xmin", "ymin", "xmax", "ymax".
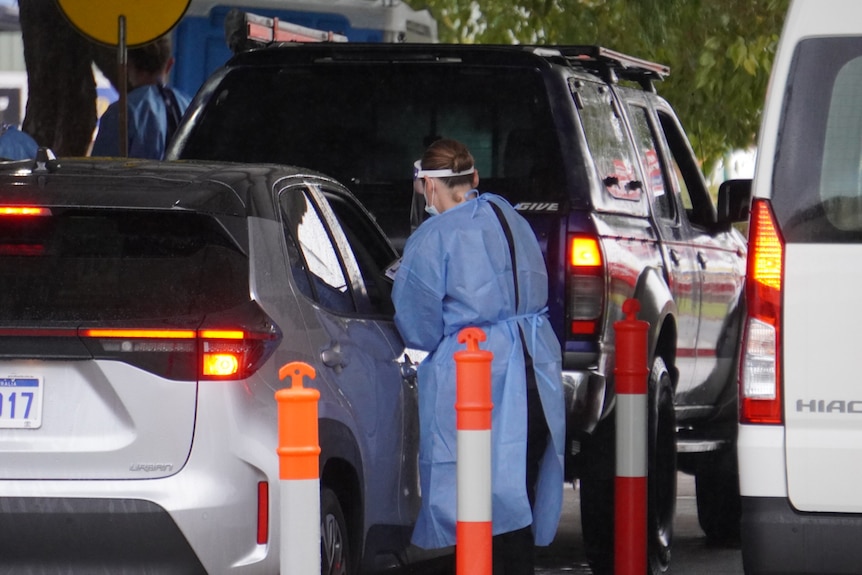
[{"xmin": 0, "ymin": 206, "xmax": 249, "ymax": 480}]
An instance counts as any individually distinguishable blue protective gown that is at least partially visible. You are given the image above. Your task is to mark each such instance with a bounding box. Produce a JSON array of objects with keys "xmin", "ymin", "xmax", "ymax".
[
  {"xmin": 91, "ymin": 84, "xmax": 191, "ymax": 160},
  {"xmin": 392, "ymin": 192, "xmax": 565, "ymax": 550},
  {"xmin": 0, "ymin": 125, "xmax": 38, "ymax": 160}
]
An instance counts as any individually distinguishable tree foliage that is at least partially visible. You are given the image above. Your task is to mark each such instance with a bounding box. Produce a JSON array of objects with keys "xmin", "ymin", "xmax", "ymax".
[
  {"xmin": 18, "ymin": 0, "xmax": 788, "ymax": 168},
  {"xmin": 405, "ymin": 0, "xmax": 789, "ymax": 172}
]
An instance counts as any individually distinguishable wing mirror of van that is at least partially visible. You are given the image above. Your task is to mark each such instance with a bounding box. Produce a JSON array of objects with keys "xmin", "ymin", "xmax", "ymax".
[{"xmin": 716, "ymin": 178, "xmax": 752, "ymax": 232}]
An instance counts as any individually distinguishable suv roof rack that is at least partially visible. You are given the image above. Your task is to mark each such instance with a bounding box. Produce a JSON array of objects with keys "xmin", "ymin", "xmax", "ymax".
[
  {"xmin": 554, "ymin": 46, "xmax": 670, "ymax": 91},
  {"xmin": 225, "ymin": 9, "xmax": 348, "ymax": 54}
]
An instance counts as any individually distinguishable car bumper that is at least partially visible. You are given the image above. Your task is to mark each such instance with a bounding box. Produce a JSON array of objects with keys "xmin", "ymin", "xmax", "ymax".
[
  {"xmin": 562, "ymin": 369, "xmax": 607, "ymax": 437},
  {"xmin": 0, "ymin": 496, "xmax": 207, "ymax": 574},
  {"xmin": 0, "ymin": 381, "xmax": 279, "ymax": 574},
  {"xmin": 741, "ymin": 496, "xmax": 862, "ymax": 575}
]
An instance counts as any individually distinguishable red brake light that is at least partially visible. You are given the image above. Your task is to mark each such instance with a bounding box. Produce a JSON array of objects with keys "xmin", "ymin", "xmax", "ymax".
[
  {"xmin": 82, "ymin": 328, "xmax": 196, "ymax": 339},
  {"xmin": 199, "ymin": 329, "xmax": 244, "ymax": 339},
  {"xmin": 740, "ymin": 199, "xmax": 783, "ymax": 424},
  {"xmin": 257, "ymin": 481, "xmax": 269, "ymax": 545},
  {"xmin": 567, "ymin": 234, "xmax": 605, "ymax": 337},
  {"xmin": 0, "ymin": 206, "xmax": 51, "ymax": 216}
]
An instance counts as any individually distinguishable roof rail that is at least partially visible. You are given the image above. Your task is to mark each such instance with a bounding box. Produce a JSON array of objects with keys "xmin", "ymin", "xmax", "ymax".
[
  {"xmin": 557, "ymin": 46, "xmax": 670, "ymax": 91},
  {"xmin": 225, "ymin": 9, "xmax": 348, "ymax": 55}
]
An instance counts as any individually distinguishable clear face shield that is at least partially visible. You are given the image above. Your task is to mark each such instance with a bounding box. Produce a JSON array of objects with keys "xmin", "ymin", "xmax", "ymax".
[
  {"xmin": 410, "ymin": 160, "xmax": 428, "ymax": 233},
  {"xmin": 410, "ymin": 159, "xmax": 475, "ymax": 229}
]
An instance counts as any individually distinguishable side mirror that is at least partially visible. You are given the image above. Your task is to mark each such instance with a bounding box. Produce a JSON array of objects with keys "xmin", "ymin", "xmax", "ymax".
[{"xmin": 716, "ymin": 178, "xmax": 752, "ymax": 230}]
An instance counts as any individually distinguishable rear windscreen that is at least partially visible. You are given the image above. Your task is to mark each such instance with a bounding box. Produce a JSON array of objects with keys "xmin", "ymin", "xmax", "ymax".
[
  {"xmin": 177, "ymin": 64, "xmax": 566, "ymax": 244},
  {"xmin": 773, "ymin": 37, "xmax": 862, "ymax": 242},
  {"xmin": 0, "ymin": 210, "xmax": 248, "ymax": 322}
]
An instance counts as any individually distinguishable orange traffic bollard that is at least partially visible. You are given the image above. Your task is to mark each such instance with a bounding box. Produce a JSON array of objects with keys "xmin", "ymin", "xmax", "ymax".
[
  {"xmin": 276, "ymin": 361, "xmax": 321, "ymax": 575},
  {"xmin": 614, "ymin": 299, "xmax": 649, "ymax": 575},
  {"xmin": 454, "ymin": 327, "xmax": 494, "ymax": 575}
]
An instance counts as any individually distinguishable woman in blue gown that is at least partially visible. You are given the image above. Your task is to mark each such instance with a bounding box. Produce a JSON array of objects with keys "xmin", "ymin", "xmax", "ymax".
[{"xmin": 392, "ymin": 138, "xmax": 565, "ymax": 574}]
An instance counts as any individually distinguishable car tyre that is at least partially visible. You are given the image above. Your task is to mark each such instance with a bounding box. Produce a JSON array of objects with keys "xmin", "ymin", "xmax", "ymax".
[
  {"xmin": 648, "ymin": 356, "xmax": 677, "ymax": 574},
  {"xmin": 579, "ymin": 355, "xmax": 677, "ymax": 575},
  {"xmin": 321, "ymin": 487, "xmax": 351, "ymax": 575},
  {"xmin": 695, "ymin": 447, "xmax": 741, "ymax": 546},
  {"xmin": 579, "ymin": 472, "xmax": 614, "ymax": 575}
]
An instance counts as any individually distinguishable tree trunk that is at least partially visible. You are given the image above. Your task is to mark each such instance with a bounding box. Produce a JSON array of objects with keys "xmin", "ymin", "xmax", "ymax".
[{"xmin": 18, "ymin": 0, "xmax": 100, "ymax": 156}]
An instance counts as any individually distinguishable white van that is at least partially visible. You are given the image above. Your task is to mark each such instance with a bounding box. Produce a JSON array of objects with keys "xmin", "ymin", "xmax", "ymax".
[{"xmin": 738, "ymin": 1, "xmax": 862, "ymax": 573}]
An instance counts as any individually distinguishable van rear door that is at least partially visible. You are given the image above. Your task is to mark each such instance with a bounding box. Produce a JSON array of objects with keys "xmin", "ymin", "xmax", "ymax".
[{"xmin": 770, "ymin": 35, "xmax": 862, "ymax": 513}]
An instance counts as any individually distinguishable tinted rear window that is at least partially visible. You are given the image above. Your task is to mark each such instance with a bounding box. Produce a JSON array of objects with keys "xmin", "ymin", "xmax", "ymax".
[
  {"xmin": 773, "ymin": 37, "xmax": 862, "ymax": 242},
  {"xmin": 177, "ymin": 64, "xmax": 566, "ymax": 243},
  {"xmin": 0, "ymin": 210, "xmax": 248, "ymax": 322}
]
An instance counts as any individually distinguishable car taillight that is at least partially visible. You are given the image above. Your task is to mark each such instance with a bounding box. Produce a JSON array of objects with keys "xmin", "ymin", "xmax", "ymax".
[
  {"xmin": 740, "ymin": 198, "xmax": 783, "ymax": 424},
  {"xmin": 0, "ymin": 205, "xmax": 51, "ymax": 255},
  {"xmin": 78, "ymin": 303, "xmax": 282, "ymax": 381},
  {"xmin": 567, "ymin": 234, "xmax": 605, "ymax": 337},
  {"xmin": 0, "ymin": 206, "xmax": 51, "ymax": 216},
  {"xmin": 198, "ymin": 328, "xmax": 279, "ymax": 380}
]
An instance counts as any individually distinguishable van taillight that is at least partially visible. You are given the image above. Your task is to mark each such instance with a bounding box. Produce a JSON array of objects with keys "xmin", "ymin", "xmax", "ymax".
[
  {"xmin": 740, "ymin": 198, "xmax": 783, "ymax": 424},
  {"xmin": 567, "ymin": 234, "xmax": 604, "ymax": 337}
]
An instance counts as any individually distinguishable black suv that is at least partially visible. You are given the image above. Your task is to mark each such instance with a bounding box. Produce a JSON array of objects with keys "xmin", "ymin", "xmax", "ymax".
[{"xmin": 169, "ymin": 36, "xmax": 750, "ymax": 574}]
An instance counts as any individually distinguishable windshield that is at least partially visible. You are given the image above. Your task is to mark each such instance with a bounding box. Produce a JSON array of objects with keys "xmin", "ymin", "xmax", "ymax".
[{"xmin": 177, "ymin": 63, "xmax": 565, "ymax": 245}]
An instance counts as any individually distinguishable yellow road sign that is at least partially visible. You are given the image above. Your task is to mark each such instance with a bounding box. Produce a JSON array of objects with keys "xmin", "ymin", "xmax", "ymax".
[{"xmin": 57, "ymin": 0, "xmax": 191, "ymax": 46}]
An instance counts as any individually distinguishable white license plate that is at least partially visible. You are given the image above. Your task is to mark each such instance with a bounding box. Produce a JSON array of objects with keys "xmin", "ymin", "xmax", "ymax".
[{"xmin": 0, "ymin": 376, "xmax": 43, "ymax": 429}]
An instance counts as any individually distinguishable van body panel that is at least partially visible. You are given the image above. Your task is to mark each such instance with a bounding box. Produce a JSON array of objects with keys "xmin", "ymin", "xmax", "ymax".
[{"xmin": 740, "ymin": 1, "xmax": 862, "ymax": 572}]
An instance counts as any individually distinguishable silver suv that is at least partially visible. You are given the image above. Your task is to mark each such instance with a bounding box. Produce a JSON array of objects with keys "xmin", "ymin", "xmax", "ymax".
[{"xmin": 0, "ymin": 156, "xmax": 426, "ymax": 574}]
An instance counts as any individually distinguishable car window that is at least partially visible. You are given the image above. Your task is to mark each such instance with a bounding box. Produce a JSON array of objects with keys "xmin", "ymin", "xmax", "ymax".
[
  {"xmin": 656, "ymin": 110, "xmax": 716, "ymax": 229},
  {"xmin": 772, "ymin": 37, "xmax": 862, "ymax": 242},
  {"xmin": 178, "ymin": 64, "xmax": 566, "ymax": 249},
  {"xmin": 575, "ymin": 81, "xmax": 648, "ymax": 216},
  {"xmin": 322, "ymin": 189, "xmax": 397, "ymax": 317},
  {"xmin": 628, "ymin": 104, "xmax": 676, "ymax": 222},
  {"xmin": 0, "ymin": 209, "xmax": 248, "ymax": 322},
  {"xmin": 280, "ymin": 187, "xmax": 356, "ymax": 314},
  {"xmin": 179, "ymin": 65, "xmax": 563, "ymax": 201}
]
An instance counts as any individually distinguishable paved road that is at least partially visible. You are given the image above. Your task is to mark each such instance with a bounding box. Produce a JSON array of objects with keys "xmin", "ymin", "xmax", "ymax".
[{"xmin": 535, "ymin": 472, "xmax": 744, "ymax": 574}]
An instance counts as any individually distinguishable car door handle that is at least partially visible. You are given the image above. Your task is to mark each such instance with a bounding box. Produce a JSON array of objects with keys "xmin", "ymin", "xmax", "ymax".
[
  {"xmin": 321, "ymin": 342, "xmax": 346, "ymax": 373},
  {"xmin": 397, "ymin": 354, "xmax": 418, "ymax": 388},
  {"xmin": 697, "ymin": 252, "xmax": 708, "ymax": 268},
  {"xmin": 668, "ymin": 248, "xmax": 681, "ymax": 266}
]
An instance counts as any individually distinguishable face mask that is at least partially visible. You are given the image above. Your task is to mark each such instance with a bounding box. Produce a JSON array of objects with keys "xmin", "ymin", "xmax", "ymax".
[{"xmin": 424, "ymin": 180, "xmax": 439, "ymax": 216}]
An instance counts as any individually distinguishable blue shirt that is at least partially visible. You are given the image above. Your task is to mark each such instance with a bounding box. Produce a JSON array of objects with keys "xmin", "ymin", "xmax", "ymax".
[
  {"xmin": 91, "ymin": 84, "xmax": 191, "ymax": 160},
  {"xmin": 0, "ymin": 125, "xmax": 38, "ymax": 160}
]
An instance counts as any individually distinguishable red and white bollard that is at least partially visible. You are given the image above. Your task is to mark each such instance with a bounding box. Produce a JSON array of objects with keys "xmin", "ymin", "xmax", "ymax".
[
  {"xmin": 454, "ymin": 327, "xmax": 494, "ymax": 575},
  {"xmin": 614, "ymin": 299, "xmax": 649, "ymax": 575},
  {"xmin": 275, "ymin": 361, "xmax": 321, "ymax": 575}
]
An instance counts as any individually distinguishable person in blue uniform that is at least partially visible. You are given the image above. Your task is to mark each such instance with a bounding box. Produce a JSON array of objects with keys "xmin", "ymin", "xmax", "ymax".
[
  {"xmin": 0, "ymin": 124, "xmax": 38, "ymax": 160},
  {"xmin": 91, "ymin": 34, "xmax": 190, "ymax": 160},
  {"xmin": 391, "ymin": 138, "xmax": 565, "ymax": 574}
]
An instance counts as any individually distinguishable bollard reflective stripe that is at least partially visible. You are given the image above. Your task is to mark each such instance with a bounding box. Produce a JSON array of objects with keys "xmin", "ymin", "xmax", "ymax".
[
  {"xmin": 614, "ymin": 299, "xmax": 649, "ymax": 575},
  {"xmin": 457, "ymin": 429, "xmax": 492, "ymax": 521},
  {"xmin": 455, "ymin": 327, "xmax": 493, "ymax": 575},
  {"xmin": 276, "ymin": 361, "xmax": 321, "ymax": 575}
]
